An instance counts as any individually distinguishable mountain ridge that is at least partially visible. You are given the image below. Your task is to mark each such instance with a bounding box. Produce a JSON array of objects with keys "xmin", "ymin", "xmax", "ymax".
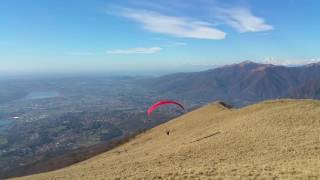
[{"xmin": 144, "ymin": 61, "xmax": 320, "ymax": 106}]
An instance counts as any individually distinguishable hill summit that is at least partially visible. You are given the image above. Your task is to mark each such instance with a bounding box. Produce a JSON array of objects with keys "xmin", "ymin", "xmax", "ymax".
[{"xmin": 18, "ymin": 99, "xmax": 320, "ymax": 179}]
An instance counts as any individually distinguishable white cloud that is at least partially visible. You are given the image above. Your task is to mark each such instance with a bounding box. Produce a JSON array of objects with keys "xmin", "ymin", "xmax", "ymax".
[
  {"xmin": 263, "ymin": 57, "xmax": 320, "ymax": 66},
  {"xmin": 216, "ymin": 8, "xmax": 274, "ymax": 33},
  {"xmin": 120, "ymin": 8, "xmax": 226, "ymax": 40},
  {"xmin": 106, "ymin": 47, "xmax": 162, "ymax": 54}
]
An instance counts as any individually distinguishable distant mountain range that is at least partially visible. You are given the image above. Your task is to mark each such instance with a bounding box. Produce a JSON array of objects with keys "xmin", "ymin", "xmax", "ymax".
[{"xmin": 144, "ymin": 61, "xmax": 320, "ymax": 106}]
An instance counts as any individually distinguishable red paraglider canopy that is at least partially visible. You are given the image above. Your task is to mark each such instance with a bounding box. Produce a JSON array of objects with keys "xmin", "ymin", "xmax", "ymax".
[{"xmin": 147, "ymin": 100, "xmax": 184, "ymax": 116}]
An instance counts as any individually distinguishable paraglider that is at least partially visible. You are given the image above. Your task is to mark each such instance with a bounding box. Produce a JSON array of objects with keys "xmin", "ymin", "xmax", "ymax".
[{"xmin": 147, "ymin": 100, "xmax": 185, "ymax": 117}]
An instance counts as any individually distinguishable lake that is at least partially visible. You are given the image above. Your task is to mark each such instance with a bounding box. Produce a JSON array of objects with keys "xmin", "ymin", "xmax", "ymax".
[{"xmin": 24, "ymin": 91, "xmax": 60, "ymax": 100}]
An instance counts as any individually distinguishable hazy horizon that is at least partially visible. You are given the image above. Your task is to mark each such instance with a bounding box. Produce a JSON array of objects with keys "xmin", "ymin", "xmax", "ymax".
[{"xmin": 2, "ymin": 59, "xmax": 320, "ymax": 79}]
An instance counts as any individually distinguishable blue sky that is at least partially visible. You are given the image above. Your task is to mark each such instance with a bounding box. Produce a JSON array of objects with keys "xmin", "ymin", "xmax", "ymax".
[{"xmin": 1, "ymin": 0, "xmax": 320, "ymax": 75}]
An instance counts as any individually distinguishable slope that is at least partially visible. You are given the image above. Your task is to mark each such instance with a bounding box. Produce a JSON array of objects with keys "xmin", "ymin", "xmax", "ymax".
[{"xmin": 16, "ymin": 99, "xmax": 320, "ymax": 179}]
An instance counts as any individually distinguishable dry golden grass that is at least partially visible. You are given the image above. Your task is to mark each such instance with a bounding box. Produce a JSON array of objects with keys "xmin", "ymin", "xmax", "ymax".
[{"xmin": 15, "ymin": 99, "xmax": 320, "ymax": 179}]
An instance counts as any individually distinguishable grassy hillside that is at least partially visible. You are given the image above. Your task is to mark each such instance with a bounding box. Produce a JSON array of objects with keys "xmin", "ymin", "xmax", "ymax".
[{"xmin": 16, "ymin": 99, "xmax": 320, "ymax": 179}]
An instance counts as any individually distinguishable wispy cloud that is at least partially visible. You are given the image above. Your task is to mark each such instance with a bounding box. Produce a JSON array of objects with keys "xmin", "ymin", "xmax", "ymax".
[
  {"xmin": 263, "ymin": 57, "xmax": 320, "ymax": 66},
  {"xmin": 108, "ymin": 2, "xmax": 273, "ymax": 39},
  {"xmin": 151, "ymin": 38, "xmax": 187, "ymax": 47},
  {"xmin": 106, "ymin": 47, "xmax": 162, "ymax": 54},
  {"xmin": 165, "ymin": 42, "xmax": 188, "ymax": 47},
  {"xmin": 172, "ymin": 42, "xmax": 188, "ymax": 46},
  {"xmin": 119, "ymin": 8, "xmax": 226, "ymax": 40},
  {"xmin": 216, "ymin": 7, "xmax": 274, "ymax": 33}
]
